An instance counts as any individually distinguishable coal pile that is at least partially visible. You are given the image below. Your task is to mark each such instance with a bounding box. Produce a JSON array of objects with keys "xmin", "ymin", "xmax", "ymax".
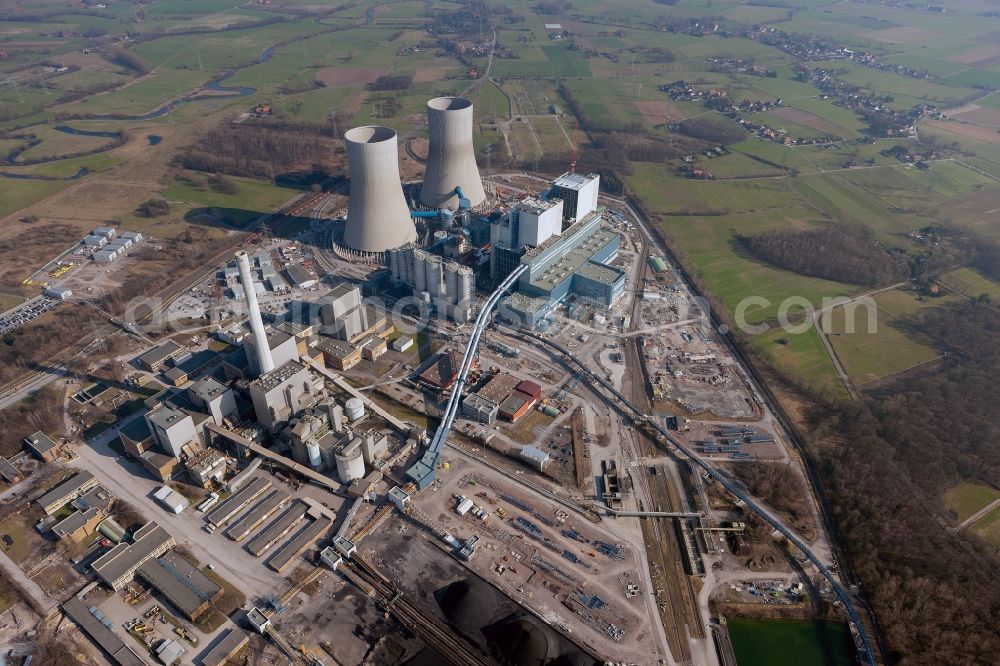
[{"xmin": 436, "ymin": 577, "xmax": 599, "ymax": 666}]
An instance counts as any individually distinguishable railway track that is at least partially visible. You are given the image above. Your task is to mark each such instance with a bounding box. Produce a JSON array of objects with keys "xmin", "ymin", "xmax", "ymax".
[{"xmin": 344, "ymin": 556, "xmax": 490, "ymax": 666}]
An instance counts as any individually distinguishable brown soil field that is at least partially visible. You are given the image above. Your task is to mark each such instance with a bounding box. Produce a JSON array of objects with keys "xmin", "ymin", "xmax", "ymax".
[
  {"xmin": 768, "ymin": 106, "xmax": 845, "ymax": 135},
  {"xmin": 314, "ymin": 66, "xmax": 385, "ymax": 87},
  {"xmin": 1, "ymin": 40, "xmax": 63, "ymax": 48},
  {"xmin": 413, "ymin": 57, "xmax": 458, "ymax": 83},
  {"xmin": 865, "ymin": 26, "xmax": 944, "ymax": 43},
  {"xmin": 926, "ymin": 119, "xmax": 1000, "ymax": 142},
  {"xmin": 952, "ymin": 105, "xmax": 1000, "ymax": 128},
  {"xmin": 948, "ymin": 44, "xmax": 1000, "ymax": 65},
  {"xmin": 943, "ymin": 187, "xmax": 1000, "ymax": 238},
  {"xmin": 633, "ymin": 100, "xmax": 688, "ymax": 126}
]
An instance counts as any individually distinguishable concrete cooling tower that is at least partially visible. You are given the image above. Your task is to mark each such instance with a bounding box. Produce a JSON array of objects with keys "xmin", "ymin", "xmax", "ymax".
[
  {"xmin": 420, "ymin": 97, "xmax": 486, "ymax": 210},
  {"xmin": 344, "ymin": 126, "xmax": 416, "ymax": 253}
]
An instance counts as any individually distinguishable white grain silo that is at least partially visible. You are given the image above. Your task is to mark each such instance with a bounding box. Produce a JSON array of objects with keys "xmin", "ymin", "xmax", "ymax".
[
  {"xmin": 420, "ymin": 97, "xmax": 486, "ymax": 210},
  {"xmin": 344, "ymin": 126, "xmax": 416, "ymax": 253},
  {"xmin": 335, "ymin": 438, "xmax": 365, "ymax": 483},
  {"xmin": 345, "ymin": 397, "xmax": 365, "ymax": 422},
  {"xmin": 307, "ymin": 441, "xmax": 322, "ymax": 468}
]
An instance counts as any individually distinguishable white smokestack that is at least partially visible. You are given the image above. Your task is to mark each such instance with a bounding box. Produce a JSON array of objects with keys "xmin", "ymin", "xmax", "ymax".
[
  {"xmin": 344, "ymin": 126, "xmax": 416, "ymax": 253},
  {"xmin": 421, "ymin": 97, "xmax": 486, "ymax": 210},
  {"xmin": 235, "ymin": 250, "xmax": 274, "ymax": 375}
]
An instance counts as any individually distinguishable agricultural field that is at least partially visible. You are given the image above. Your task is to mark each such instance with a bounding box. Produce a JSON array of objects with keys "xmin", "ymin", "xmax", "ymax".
[{"xmin": 825, "ymin": 289, "xmax": 954, "ymax": 387}]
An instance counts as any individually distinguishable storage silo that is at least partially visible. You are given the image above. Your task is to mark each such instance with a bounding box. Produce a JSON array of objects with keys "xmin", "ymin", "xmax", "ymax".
[
  {"xmin": 335, "ymin": 438, "xmax": 365, "ymax": 483},
  {"xmin": 420, "ymin": 97, "xmax": 486, "ymax": 210},
  {"xmin": 344, "ymin": 126, "xmax": 417, "ymax": 253},
  {"xmin": 307, "ymin": 441, "xmax": 322, "ymax": 469},
  {"xmin": 413, "ymin": 251, "xmax": 427, "ymax": 293},
  {"xmin": 426, "ymin": 256, "xmax": 443, "ymax": 297},
  {"xmin": 457, "ymin": 266, "xmax": 473, "ymax": 304},
  {"xmin": 444, "ymin": 265, "xmax": 459, "ymax": 301},
  {"xmin": 345, "ymin": 397, "xmax": 365, "ymax": 422}
]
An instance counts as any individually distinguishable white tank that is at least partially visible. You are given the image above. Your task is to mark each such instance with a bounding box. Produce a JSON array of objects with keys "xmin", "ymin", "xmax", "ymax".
[
  {"xmin": 344, "ymin": 126, "xmax": 416, "ymax": 253},
  {"xmin": 345, "ymin": 397, "xmax": 365, "ymax": 422},
  {"xmin": 421, "ymin": 98, "xmax": 486, "ymax": 210},
  {"xmin": 307, "ymin": 441, "xmax": 321, "ymax": 468},
  {"xmin": 335, "ymin": 439, "xmax": 365, "ymax": 483}
]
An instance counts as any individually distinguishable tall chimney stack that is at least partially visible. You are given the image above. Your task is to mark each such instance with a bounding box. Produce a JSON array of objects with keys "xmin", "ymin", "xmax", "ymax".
[
  {"xmin": 421, "ymin": 97, "xmax": 486, "ymax": 210},
  {"xmin": 235, "ymin": 250, "xmax": 274, "ymax": 375}
]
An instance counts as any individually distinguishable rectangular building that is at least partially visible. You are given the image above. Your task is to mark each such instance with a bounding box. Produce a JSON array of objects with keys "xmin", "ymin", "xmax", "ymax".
[
  {"xmin": 511, "ymin": 197, "xmax": 564, "ymax": 247},
  {"xmin": 313, "ymin": 337, "xmax": 361, "ymax": 371},
  {"xmin": 24, "ymin": 431, "xmax": 58, "ymax": 462},
  {"xmin": 92, "ymin": 522, "xmax": 176, "ymax": 591},
  {"xmin": 551, "ymin": 172, "xmax": 600, "ymax": 223},
  {"xmin": 36, "ymin": 470, "xmax": 99, "ymax": 515},
  {"xmin": 62, "ymin": 598, "xmax": 148, "ymax": 666},
  {"xmin": 136, "ymin": 340, "xmax": 184, "ymax": 372},
  {"xmin": 201, "ymin": 627, "xmax": 250, "ymax": 666},
  {"xmin": 462, "ymin": 393, "xmax": 499, "ymax": 424},
  {"xmin": 137, "ymin": 551, "xmax": 222, "ymax": 621},
  {"xmin": 206, "ymin": 477, "xmax": 272, "ymax": 528}
]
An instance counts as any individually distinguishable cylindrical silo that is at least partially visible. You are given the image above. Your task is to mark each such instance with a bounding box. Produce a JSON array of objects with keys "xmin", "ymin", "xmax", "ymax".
[
  {"xmin": 413, "ymin": 251, "xmax": 427, "ymax": 292},
  {"xmin": 457, "ymin": 267, "xmax": 472, "ymax": 304},
  {"xmin": 345, "ymin": 397, "xmax": 365, "ymax": 422},
  {"xmin": 344, "ymin": 126, "xmax": 416, "ymax": 253},
  {"xmin": 335, "ymin": 439, "xmax": 365, "ymax": 483},
  {"xmin": 307, "ymin": 441, "xmax": 321, "ymax": 468},
  {"xmin": 426, "ymin": 257, "xmax": 443, "ymax": 297},
  {"xmin": 420, "ymin": 98, "xmax": 486, "ymax": 210},
  {"xmin": 444, "ymin": 265, "xmax": 458, "ymax": 302},
  {"xmin": 387, "ymin": 248, "xmax": 400, "ymax": 281}
]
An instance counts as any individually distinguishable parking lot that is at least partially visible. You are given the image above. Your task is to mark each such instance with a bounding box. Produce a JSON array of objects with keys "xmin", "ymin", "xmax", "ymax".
[{"xmin": 0, "ymin": 296, "xmax": 60, "ymax": 334}]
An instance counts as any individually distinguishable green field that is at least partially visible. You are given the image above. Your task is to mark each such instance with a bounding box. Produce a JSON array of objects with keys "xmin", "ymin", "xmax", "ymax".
[
  {"xmin": 826, "ymin": 290, "xmax": 951, "ymax": 386},
  {"xmin": 972, "ymin": 504, "xmax": 1000, "ymax": 548},
  {"xmin": 727, "ymin": 617, "xmax": 855, "ymax": 666},
  {"xmin": 939, "ymin": 267, "xmax": 1000, "ymax": 299},
  {"xmin": 943, "ymin": 482, "xmax": 1000, "ymax": 523}
]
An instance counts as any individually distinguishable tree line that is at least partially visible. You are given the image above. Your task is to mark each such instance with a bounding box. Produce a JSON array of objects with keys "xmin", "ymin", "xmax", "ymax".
[
  {"xmin": 739, "ymin": 226, "xmax": 910, "ymax": 287},
  {"xmin": 176, "ymin": 121, "xmax": 339, "ymax": 180}
]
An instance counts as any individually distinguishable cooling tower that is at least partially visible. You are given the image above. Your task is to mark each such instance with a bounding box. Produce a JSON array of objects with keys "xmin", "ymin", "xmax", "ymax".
[
  {"xmin": 421, "ymin": 97, "xmax": 487, "ymax": 210},
  {"xmin": 344, "ymin": 126, "xmax": 416, "ymax": 253},
  {"xmin": 235, "ymin": 250, "xmax": 274, "ymax": 375}
]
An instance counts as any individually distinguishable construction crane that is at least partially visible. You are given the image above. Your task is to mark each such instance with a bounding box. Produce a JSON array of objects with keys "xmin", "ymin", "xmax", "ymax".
[{"xmin": 569, "ymin": 119, "xmax": 579, "ymax": 174}]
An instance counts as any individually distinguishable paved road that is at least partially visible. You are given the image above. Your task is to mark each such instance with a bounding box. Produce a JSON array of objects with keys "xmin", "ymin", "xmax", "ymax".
[{"xmin": 0, "ymin": 548, "xmax": 58, "ymax": 615}]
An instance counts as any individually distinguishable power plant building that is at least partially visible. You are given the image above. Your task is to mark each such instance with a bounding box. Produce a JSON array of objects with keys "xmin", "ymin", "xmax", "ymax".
[
  {"xmin": 510, "ymin": 197, "xmax": 564, "ymax": 247},
  {"xmin": 420, "ymin": 97, "xmax": 486, "ymax": 210},
  {"xmin": 343, "ymin": 126, "xmax": 416, "ymax": 255},
  {"xmin": 551, "ymin": 172, "xmax": 600, "ymax": 223},
  {"xmin": 248, "ymin": 360, "xmax": 316, "ymax": 433},
  {"xmin": 499, "ymin": 210, "xmax": 625, "ymax": 329}
]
